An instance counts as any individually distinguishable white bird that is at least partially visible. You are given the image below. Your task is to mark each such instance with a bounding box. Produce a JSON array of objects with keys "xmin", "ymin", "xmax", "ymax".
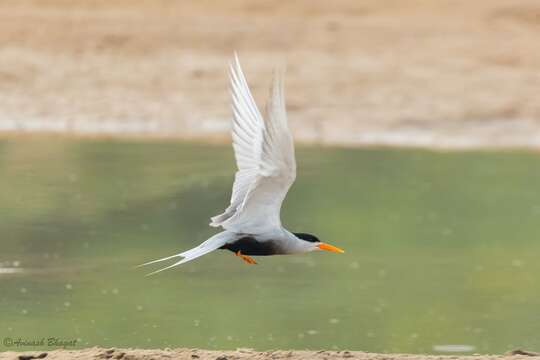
[{"xmin": 140, "ymin": 54, "xmax": 344, "ymax": 275}]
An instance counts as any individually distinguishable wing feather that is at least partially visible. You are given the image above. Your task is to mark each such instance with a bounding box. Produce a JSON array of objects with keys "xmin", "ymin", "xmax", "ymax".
[{"xmin": 210, "ymin": 54, "xmax": 296, "ymax": 234}]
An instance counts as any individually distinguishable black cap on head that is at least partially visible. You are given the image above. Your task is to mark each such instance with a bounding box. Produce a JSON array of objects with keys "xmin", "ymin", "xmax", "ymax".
[{"xmin": 294, "ymin": 232, "xmax": 320, "ymax": 243}]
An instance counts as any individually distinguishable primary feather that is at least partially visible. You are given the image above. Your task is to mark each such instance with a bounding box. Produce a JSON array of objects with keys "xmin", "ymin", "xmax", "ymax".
[{"xmin": 210, "ymin": 54, "xmax": 296, "ymax": 234}]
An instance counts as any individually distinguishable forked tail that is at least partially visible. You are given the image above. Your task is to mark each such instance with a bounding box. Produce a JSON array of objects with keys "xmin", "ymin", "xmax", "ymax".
[{"xmin": 137, "ymin": 231, "xmax": 235, "ymax": 276}]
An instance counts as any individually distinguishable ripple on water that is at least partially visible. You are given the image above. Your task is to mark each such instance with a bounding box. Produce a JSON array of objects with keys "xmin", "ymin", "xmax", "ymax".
[
  {"xmin": 433, "ymin": 344, "xmax": 476, "ymax": 353},
  {"xmin": 0, "ymin": 267, "xmax": 25, "ymax": 274}
]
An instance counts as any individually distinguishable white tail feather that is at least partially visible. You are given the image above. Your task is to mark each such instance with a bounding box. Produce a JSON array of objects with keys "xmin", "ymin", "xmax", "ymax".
[{"xmin": 138, "ymin": 231, "xmax": 235, "ymax": 275}]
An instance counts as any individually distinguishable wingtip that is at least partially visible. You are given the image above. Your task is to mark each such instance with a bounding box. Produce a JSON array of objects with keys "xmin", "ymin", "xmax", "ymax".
[
  {"xmin": 228, "ymin": 53, "xmax": 241, "ymax": 81},
  {"xmin": 231, "ymin": 52, "xmax": 247, "ymax": 77},
  {"xmin": 271, "ymin": 67, "xmax": 286, "ymax": 91}
]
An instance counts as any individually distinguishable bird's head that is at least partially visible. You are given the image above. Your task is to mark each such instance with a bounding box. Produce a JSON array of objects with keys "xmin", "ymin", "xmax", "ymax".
[{"xmin": 294, "ymin": 232, "xmax": 345, "ymax": 254}]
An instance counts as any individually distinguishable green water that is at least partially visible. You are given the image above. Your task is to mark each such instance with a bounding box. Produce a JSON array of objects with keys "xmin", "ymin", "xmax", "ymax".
[{"xmin": 0, "ymin": 138, "xmax": 539, "ymax": 354}]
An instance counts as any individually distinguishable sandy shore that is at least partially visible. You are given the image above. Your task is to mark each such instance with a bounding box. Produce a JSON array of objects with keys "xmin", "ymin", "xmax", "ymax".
[
  {"xmin": 1, "ymin": 0, "xmax": 539, "ymax": 149},
  {"xmin": 1, "ymin": 348, "xmax": 538, "ymax": 360}
]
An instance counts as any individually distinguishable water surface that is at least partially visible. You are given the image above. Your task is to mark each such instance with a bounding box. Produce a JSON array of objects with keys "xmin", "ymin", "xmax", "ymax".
[{"xmin": 0, "ymin": 138, "xmax": 539, "ymax": 354}]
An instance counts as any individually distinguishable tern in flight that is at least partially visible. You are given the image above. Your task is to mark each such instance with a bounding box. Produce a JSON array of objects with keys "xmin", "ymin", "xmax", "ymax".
[{"xmin": 141, "ymin": 55, "xmax": 344, "ymax": 275}]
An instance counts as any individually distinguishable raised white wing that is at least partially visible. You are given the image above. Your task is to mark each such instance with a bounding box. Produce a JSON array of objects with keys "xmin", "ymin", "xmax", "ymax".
[{"xmin": 210, "ymin": 54, "xmax": 296, "ymax": 234}]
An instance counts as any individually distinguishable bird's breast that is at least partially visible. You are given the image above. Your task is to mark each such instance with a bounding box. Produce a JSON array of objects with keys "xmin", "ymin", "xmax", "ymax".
[{"xmin": 220, "ymin": 236, "xmax": 285, "ymax": 256}]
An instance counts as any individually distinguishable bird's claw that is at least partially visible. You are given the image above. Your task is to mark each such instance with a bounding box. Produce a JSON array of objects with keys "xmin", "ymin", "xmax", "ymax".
[{"xmin": 235, "ymin": 251, "xmax": 257, "ymax": 265}]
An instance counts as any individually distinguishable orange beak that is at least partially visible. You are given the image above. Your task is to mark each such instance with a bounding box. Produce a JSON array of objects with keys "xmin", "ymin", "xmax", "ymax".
[{"xmin": 317, "ymin": 242, "xmax": 345, "ymax": 253}]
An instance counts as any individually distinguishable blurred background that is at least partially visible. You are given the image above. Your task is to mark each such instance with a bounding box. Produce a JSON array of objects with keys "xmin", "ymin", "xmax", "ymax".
[
  {"xmin": 1, "ymin": 0, "xmax": 540, "ymax": 356},
  {"xmin": 1, "ymin": 0, "xmax": 540, "ymax": 147}
]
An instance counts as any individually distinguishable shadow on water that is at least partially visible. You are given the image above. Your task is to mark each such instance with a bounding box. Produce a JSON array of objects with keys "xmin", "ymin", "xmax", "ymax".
[{"xmin": 0, "ymin": 138, "xmax": 539, "ymax": 353}]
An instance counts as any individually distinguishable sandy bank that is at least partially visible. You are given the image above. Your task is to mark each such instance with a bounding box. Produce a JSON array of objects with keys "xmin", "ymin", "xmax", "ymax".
[
  {"xmin": 1, "ymin": 348, "xmax": 539, "ymax": 360},
  {"xmin": 1, "ymin": 1, "xmax": 539, "ymax": 149}
]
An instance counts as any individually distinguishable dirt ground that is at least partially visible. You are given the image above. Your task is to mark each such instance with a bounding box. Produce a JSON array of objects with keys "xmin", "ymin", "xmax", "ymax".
[
  {"xmin": 0, "ymin": 348, "xmax": 538, "ymax": 360},
  {"xmin": 0, "ymin": 0, "xmax": 540, "ymax": 149}
]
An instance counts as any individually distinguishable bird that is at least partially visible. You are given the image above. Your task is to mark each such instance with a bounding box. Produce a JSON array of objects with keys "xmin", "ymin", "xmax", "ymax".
[{"xmin": 140, "ymin": 54, "xmax": 344, "ymax": 275}]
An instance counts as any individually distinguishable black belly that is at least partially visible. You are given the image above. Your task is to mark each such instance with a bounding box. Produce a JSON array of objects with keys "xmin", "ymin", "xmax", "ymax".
[{"xmin": 220, "ymin": 236, "xmax": 279, "ymax": 256}]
